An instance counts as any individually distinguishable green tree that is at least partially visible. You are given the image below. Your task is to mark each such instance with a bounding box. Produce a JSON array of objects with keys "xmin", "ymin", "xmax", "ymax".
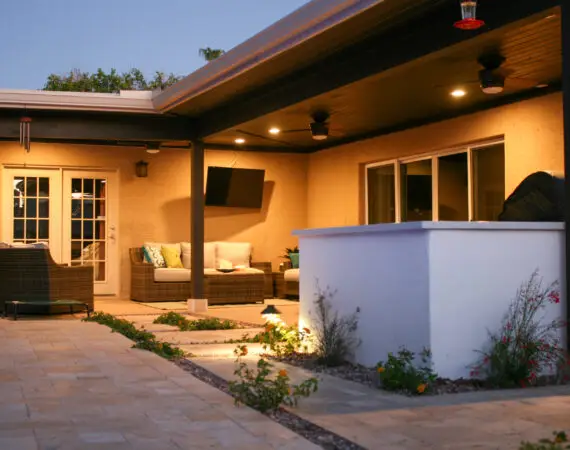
[
  {"xmin": 199, "ymin": 47, "xmax": 225, "ymax": 62},
  {"xmin": 42, "ymin": 68, "xmax": 181, "ymax": 93}
]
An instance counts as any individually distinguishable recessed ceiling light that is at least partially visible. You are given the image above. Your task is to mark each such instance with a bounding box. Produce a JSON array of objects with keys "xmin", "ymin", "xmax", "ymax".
[
  {"xmin": 269, "ymin": 127, "xmax": 281, "ymax": 135},
  {"xmin": 451, "ymin": 89, "xmax": 467, "ymax": 98},
  {"xmin": 234, "ymin": 138, "xmax": 245, "ymax": 144}
]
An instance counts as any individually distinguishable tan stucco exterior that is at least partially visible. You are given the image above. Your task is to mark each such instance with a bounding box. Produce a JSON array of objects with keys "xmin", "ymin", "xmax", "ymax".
[
  {"xmin": 0, "ymin": 92, "xmax": 563, "ymax": 298},
  {"xmin": 307, "ymin": 92, "xmax": 563, "ymax": 228},
  {"xmin": 0, "ymin": 144, "xmax": 308, "ymax": 297}
]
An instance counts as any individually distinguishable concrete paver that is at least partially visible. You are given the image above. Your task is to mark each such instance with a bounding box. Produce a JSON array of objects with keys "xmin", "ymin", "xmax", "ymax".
[
  {"xmin": 0, "ymin": 319, "xmax": 318, "ymax": 450},
  {"xmin": 194, "ymin": 355, "xmax": 570, "ymax": 450}
]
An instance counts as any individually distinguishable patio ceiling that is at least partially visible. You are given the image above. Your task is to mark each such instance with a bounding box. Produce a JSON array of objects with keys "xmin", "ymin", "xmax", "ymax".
[{"xmin": 194, "ymin": 0, "xmax": 561, "ymax": 153}]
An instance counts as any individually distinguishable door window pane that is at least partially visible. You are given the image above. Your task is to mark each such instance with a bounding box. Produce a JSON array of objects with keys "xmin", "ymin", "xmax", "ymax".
[
  {"xmin": 438, "ymin": 153, "xmax": 468, "ymax": 221},
  {"xmin": 26, "ymin": 198, "xmax": 37, "ymax": 218},
  {"xmin": 39, "ymin": 199, "xmax": 50, "ymax": 218},
  {"xmin": 367, "ymin": 165, "xmax": 395, "ymax": 224},
  {"xmin": 25, "ymin": 178, "xmax": 37, "ymax": 197},
  {"xmin": 473, "ymin": 144, "xmax": 505, "ymax": 221},
  {"xmin": 70, "ymin": 177, "xmax": 108, "ymax": 282},
  {"xmin": 38, "ymin": 220, "xmax": 49, "ymax": 240},
  {"xmin": 401, "ymin": 160, "xmax": 432, "ymax": 222},
  {"xmin": 38, "ymin": 178, "xmax": 50, "ymax": 197},
  {"xmin": 13, "ymin": 220, "xmax": 24, "ymax": 239}
]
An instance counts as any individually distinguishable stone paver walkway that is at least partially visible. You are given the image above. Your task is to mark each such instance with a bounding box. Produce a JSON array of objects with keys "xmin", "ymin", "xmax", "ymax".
[
  {"xmin": 195, "ymin": 356, "xmax": 570, "ymax": 450},
  {"xmin": 0, "ymin": 319, "xmax": 317, "ymax": 450}
]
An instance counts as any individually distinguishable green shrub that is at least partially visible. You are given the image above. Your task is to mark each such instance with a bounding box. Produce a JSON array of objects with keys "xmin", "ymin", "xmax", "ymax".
[
  {"xmin": 311, "ymin": 286, "xmax": 360, "ymax": 366},
  {"xmin": 153, "ymin": 312, "xmax": 237, "ymax": 331},
  {"xmin": 250, "ymin": 322, "xmax": 310, "ymax": 357},
  {"xmin": 472, "ymin": 271, "xmax": 567, "ymax": 388},
  {"xmin": 376, "ymin": 347, "xmax": 437, "ymax": 395},
  {"xmin": 228, "ymin": 345, "xmax": 318, "ymax": 413},
  {"xmin": 84, "ymin": 312, "xmax": 186, "ymax": 360},
  {"xmin": 520, "ymin": 431, "xmax": 569, "ymax": 449}
]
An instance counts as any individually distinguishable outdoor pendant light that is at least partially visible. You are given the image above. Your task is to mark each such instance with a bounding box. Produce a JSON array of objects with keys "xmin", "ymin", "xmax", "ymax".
[
  {"xmin": 454, "ymin": 1, "xmax": 485, "ymax": 30},
  {"xmin": 261, "ymin": 304, "xmax": 282, "ymax": 323}
]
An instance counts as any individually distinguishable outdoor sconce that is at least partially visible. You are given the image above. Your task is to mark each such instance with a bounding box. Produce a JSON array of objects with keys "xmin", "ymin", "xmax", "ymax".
[
  {"xmin": 454, "ymin": 0, "xmax": 485, "ymax": 30},
  {"xmin": 135, "ymin": 160, "xmax": 149, "ymax": 178},
  {"xmin": 261, "ymin": 304, "xmax": 282, "ymax": 324}
]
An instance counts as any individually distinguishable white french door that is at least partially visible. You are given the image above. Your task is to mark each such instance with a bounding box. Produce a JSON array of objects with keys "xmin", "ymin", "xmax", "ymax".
[
  {"xmin": 2, "ymin": 168, "xmax": 62, "ymax": 261},
  {"xmin": 2, "ymin": 167, "xmax": 119, "ymax": 295}
]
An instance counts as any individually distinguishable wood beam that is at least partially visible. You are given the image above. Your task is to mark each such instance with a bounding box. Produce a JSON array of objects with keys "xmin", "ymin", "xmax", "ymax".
[
  {"xmin": 197, "ymin": 0, "xmax": 560, "ymax": 138},
  {"xmin": 0, "ymin": 112, "xmax": 195, "ymax": 142},
  {"xmin": 561, "ymin": 1, "xmax": 570, "ymax": 351},
  {"xmin": 190, "ymin": 139, "xmax": 205, "ymax": 300}
]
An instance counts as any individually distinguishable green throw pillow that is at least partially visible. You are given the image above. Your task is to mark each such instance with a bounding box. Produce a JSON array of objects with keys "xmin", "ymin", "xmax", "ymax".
[{"xmin": 289, "ymin": 252, "xmax": 299, "ymax": 269}]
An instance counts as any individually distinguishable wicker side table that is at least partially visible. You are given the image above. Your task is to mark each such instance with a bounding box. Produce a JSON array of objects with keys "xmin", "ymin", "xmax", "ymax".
[{"xmin": 272, "ymin": 272, "xmax": 285, "ymax": 299}]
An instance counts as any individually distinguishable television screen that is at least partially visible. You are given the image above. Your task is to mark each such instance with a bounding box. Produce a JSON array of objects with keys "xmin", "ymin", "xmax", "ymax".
[{"xmin": 205, "ymin": 167, "xmax": 265, "ymax": 208}]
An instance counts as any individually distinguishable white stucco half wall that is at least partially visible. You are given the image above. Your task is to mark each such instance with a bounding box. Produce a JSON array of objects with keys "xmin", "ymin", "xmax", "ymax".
[{"xmin": 295, "ymin": 222, "xmax": 566, "ymax": 379}]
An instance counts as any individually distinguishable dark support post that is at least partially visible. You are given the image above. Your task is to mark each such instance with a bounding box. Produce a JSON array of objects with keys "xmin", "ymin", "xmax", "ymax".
[
  {"xmin": 562, "ymin": 2, "xmax": 570, "ymax": 351},
  {"xmin": 190, "ymin": 139, "xmax": 205, "ymax": 299}
]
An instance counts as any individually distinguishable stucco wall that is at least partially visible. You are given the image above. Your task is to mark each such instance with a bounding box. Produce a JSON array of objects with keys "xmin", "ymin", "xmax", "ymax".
[
  {"xmin": 307, "ymin": 92, "xmax": 563, "ymax": 228},
  {"xmin": 0, "ymin": 143, "xmax": 308, "ymax": 297}
]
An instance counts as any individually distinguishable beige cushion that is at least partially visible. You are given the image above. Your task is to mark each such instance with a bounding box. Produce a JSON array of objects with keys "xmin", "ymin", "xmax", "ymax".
[
  {"xmin": 284, "ymin": 268, "xmax": 299, "ymax": 282},
  {"xmin": 154, "ymin": 268, "xmax": 191, "ymax": 282},
  {"xmin": 180, "ymin": 242, "xmax": 191, "ymax": 269},
  {"xmin": 204, "ymin": 242, "xmax": 217, "ymax": 269},
  {"xmin": 216, "ymin": 242, "xmax": 251, "ymax": 268}
]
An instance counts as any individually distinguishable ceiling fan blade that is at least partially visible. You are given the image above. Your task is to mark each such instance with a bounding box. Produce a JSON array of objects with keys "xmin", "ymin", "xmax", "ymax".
[
  {"xmin": 280, "ymin": 128, "xmax": 310, "ymax": 134},
  {"xmin": 506, "ymin": 77, "xmax": 540, "ymax": 89}
]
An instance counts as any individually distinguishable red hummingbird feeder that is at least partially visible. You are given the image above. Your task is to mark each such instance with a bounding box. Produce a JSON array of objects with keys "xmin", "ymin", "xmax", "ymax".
[{"xmin": 454, "ymin": 0, "xmax": 485, "ymax": 30}]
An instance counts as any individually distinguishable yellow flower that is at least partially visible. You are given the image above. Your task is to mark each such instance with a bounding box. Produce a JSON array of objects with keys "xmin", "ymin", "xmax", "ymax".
[
  {"xmin": 377, "ymin": 366, "xmax": 385, "ymax": 373},
  {"xmin": 417, "ymin": 383, "xmax": 427, "ymax": 394},
  {"xmin": 278, "ymin": 369, "xmax": 288, "ymax": 377}
]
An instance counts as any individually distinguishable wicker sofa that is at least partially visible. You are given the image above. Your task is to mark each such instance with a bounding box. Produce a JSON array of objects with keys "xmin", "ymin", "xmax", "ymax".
[
  {"xmin": 130, "ymin": 241, "xmax": 273, "ymax": 305},
  {"xmin": 0, "ymin": 247, "xmax": 94, "ymax": 315}
]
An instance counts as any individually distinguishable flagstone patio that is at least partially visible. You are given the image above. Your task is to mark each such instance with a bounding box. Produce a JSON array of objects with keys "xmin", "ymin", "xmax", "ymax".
[{"xmin": 0, "ymin": 318, "xmax": 315, "ymax": 450}]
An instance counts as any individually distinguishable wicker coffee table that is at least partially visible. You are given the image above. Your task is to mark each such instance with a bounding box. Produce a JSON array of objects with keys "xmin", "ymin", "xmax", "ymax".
[{"xmin": 204, "ymin": 270, "xmax": 265, "ymax": 305}]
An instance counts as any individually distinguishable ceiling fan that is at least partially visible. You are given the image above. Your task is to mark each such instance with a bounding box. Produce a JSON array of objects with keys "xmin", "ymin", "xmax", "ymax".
[
  {"xmin": 436, "ymin": 53, "xmax": 542, "ymax": 95},
  {"xmin": 277, "ymin": 111, "xmax": 343, "ymax": 141}
]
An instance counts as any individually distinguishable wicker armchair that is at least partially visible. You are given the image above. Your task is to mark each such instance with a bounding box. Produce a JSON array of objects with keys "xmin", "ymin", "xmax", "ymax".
[
  {"xmin": 282, "ymin": 260, "xmax": 300, "ymax": 298},
  {"xmin": 130, "ymin": 248, "xmax": 272, "ymax": 305},
  {"xmin": 0, "ymin": 248, "xmax": 94, "ymax": 315}
]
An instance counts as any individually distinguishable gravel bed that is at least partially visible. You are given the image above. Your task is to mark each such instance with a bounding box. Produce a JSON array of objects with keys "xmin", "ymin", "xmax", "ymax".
[
  {"xmin": 176, "ymin": 358, "xmax": 365, "ymax": 450},
  {"xmin": 270, "ymin": 353, "xmax": 569, "ymax": 396}
]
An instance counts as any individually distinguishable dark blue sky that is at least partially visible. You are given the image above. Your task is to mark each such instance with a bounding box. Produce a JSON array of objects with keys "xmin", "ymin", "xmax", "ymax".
[{"xmin": 0, "ymin": 0, "xmax": 310, "ymax": 89}]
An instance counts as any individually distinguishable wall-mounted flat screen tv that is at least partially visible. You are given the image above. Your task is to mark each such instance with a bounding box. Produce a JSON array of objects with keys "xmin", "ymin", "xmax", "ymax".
[{"xmin": 205, "ymin": 167, "xmax": 265, "ymax": 208}]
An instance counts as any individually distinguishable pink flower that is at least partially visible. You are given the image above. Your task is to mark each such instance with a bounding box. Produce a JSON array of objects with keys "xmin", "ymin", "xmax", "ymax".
[
  {"xmin": 548, "ymin": 291, "xmax": 560, "ymax": 304},
  {"xmin": 501, "ymin": 336, "xmax": 509, "ymax": 344},
  {"xmin": 505, "ymin": 322, "xmax": 512, "ymax": 330}
]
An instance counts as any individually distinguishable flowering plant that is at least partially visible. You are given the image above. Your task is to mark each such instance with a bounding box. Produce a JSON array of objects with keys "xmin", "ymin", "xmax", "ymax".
[
  {"xmin": 228, "ymin": 345, "xmax": 318, "ymax": 412},
  {"xmin": 376, "ymin": 347, "xmax": 437, "ymax": 395},
  {"xmin": 253, "ymin": 322, "xmax": 311, "ymax": 357},
  {"xmin": 472, "ymin": 271, "xmax": 567, "ymax": 388},
  {"xmin": 520, "ymin": 431, "xmax": 570, "ymax": 449}
]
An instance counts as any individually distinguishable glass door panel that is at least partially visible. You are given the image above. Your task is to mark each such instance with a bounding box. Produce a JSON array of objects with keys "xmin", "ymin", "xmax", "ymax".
[
  {"xmin": 63, "ymin": 170, "xmax": 117, "ymax": 295},
  {"xmin": 401, "ymin": 160, "xmax": 433, "ymax": 222}
]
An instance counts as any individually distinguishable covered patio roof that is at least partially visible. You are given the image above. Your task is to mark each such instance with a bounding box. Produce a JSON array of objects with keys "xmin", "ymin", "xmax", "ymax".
[{"xmin": 0, "ymin": 0, "xmax": 567, "ymax": 338}]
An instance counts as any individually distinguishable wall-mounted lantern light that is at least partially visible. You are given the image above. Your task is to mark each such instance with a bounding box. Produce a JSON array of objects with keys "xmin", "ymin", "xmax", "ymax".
[
  {"xmin": 135, "ymin": 160, "xmax": 149, "ymax": 178},
  {"xmin": 261, "ymin": 304, "xmax": 282, "ymax": 324}
]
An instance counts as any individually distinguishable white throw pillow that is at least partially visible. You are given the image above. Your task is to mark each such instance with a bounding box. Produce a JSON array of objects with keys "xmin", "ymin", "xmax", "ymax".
[{"xmin": 216, "ymin": 242, "xmax": 251, "ymax": 268}]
